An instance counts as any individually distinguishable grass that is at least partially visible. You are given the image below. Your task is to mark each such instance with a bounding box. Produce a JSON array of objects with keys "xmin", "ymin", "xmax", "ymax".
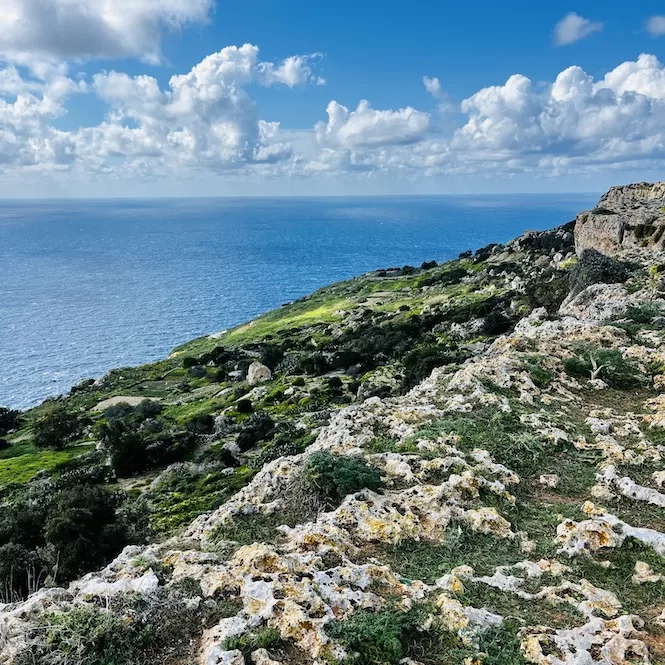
[
  {"xmin": 375, "ymin": 526, "xmax": 523, "ymax": 583},
  {"xmin": 148, "ymin": 465, "xmax": 256, "ymax": 535},
  {"xmin": 566, "ymin": 538, "xmax": 665, "ymax": 617},
  {"xmin": 460, "ymin": 581, "xmax": 584, "ymax": 630},
  {"xmin": 0, "ymin": 444, "xmax": 95, "ymax": 486}
]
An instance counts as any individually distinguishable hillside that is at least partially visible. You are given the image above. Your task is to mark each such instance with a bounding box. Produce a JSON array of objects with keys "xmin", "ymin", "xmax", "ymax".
[{"xmin": 2, "ymin": 184, "xmax": 665, "ymax": 664}]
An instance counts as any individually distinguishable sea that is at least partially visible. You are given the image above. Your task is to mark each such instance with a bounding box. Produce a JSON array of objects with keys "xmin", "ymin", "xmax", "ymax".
[{"xmin": 0, "ymin": 194, "xmax": 597, "ymax": 409}]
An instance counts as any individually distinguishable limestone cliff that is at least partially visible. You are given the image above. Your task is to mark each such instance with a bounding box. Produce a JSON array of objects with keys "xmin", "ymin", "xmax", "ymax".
[{"xmin": 575, "ymin": 182, "xmax": 665, "ymax": 255}]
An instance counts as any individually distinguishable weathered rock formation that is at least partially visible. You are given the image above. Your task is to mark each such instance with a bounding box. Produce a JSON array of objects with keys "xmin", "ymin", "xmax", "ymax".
[{"xmin": 575, "ymin": 182, "xmax": 665, "ymax": 255}]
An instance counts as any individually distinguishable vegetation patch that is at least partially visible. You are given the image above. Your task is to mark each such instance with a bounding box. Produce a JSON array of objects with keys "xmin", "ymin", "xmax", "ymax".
[{"xmin": 302, "ymin": 452, "xmax": 384, "ymax": 505}]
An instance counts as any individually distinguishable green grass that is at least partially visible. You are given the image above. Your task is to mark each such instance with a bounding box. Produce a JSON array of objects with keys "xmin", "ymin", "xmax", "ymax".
[
  {"xmin": 0, "ymin": 445, "xmax": 95, "ymax": 486},
  {"xmin": 148, "ymin": 466, "xmax": 256, "ymax": 535},
  {"xmin": 566, "ymin": 538, "xmax": 665, "ymax": 616},
  {"xmin": 460, "ymin": 581, "xmax": 584, "ymax": 629},
  {"xmin": 375, "ymin": 526, "xmax": 523, "ymax": 582}
]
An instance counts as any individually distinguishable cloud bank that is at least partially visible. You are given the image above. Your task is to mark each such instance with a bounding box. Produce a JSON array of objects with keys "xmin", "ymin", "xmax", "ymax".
[{"xmin": 2, "ymin": 14, "xmax": 665, "ymax": 191}]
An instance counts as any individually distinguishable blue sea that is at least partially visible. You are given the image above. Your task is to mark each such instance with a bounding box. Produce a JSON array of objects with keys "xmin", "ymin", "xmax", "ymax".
[{"xmin": 0, "ymin": 195, "xmax": 597, "ymax": 409}]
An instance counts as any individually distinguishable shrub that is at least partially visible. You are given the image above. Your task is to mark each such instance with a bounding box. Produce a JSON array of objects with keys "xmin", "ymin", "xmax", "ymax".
[
  {"xmin": 523, "ymin": 356, "xmax": 554, "ymax": 388},
  {"xmin": 569, "ymin": 249, "xmax": 629, "ymax": 296},
  {"xmin": 524, "ymin": 268, "xmax": 570, "ymax": 313},
  {"xmin": 223, "ymin": 627, "xmax": 282, "ymax": 658},
  {"xmin": 32, "ymin": 404, "xmax": 82, "ymax": 450},
  {"xmin": 563, "ymin": 345, "xmax": 648, "ymax": 390},
  {"xmin": 303, "ymin": 452, "xmax": 383, "ymax": 502},
  {"xmin": 483, "ymin": 309, "xmax": 512, "ymax": 335},
  {"xmin": 421, "ymin": 260, "xmax": 437, "ymax": 270},
  {"xmin": 98, "ymin": 408, "xmax": 196, "ymax": 477},
  {"xmin": 236, "ymin": 413, "xmax": 275, "ymax": 452},
  {"xmin": 236, "ymin": 398, "xmax": 253, "ymax": 414},
  {"xmin": 44, "ymin": 486, "xmax": 130, "ymax": 580},
  {"xmin": 624, "ymin": 303, "xmax": 662, "ymax": 324},
  {"xmin": 181, "ymin": 356, "xmax": 199, "ymax": 368},
  {"xmin": 327, "ymin": 608, "xmax": 436, "ymax": 665},
  {"xmin": 20, "ymin": 590, "xmax": 204, "ymax": 665},
  {"xmin": 400, "ymin": 345, "xmax": 460, "ymax": 391},
  {"xmin": 0, "ymin": 407, "xmax": 22, "ymax": 436}
]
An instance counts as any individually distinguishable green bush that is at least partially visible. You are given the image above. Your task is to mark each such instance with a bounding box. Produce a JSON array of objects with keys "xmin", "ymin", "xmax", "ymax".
[
  {"xmin": 45, "ymin": 485, "xmax": 130, "ymax": 580},
  {"xmin": 0, "ymin": 483, "xmax": 146, "ymax": 597},
  {"xmin": 563, "ymin": 345, "xmax": 648, "ymax": 389},
  {"xmin": 302, "ymin": 452, "xmax": 383, "ymax": 502},
  {"xmin": 236, "ymin": 413, "xmax": 275, "ymax": 452},
  {"xmin": 97, "ymin": 402, "xmax": 196, "ymax": 477},
  {"xmin": 569, "ymin": 249, "xmax": 628, "ymax": 296},
  {"xmin": 0, "ymin": 407, "xmax": 22, "ymax": 436},
  {"xmin": 33, "ymin": 404, "xmax": 82, "ymax": 450},
  {"xmin": 21, "ymin": 589, "xmax": 205, "ymax": 665},
  {"xmin": 400, "ymin": 345, "xmax": 461, "ymax": 391}
]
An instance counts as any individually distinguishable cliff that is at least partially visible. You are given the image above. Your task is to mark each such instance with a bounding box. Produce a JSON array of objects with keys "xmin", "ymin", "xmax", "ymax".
[
  {"xmin": 1, "ymin": 186, "xmax": 665, "ymax": 665},
  {"xmin": 575, "ymin": 182, "xmax": 665, "ymax": 255}
]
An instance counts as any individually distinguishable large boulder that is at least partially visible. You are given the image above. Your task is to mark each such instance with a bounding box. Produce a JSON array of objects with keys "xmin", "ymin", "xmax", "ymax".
[
  {"xmin": 575, "ymin": 182, "xmax": 665, "ymax": 256},
  {"xmin": 246, "ymin": 361, "xmax": 272, "ymax": 385}
]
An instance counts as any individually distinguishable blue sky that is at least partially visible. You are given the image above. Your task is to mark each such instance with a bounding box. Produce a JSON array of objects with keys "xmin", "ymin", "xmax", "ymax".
[{"xmin": 2, "ymin": 0, "xmax": 665, "ymax": 196}]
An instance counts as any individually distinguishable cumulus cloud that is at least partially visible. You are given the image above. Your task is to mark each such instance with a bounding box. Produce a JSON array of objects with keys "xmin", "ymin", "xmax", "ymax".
[
  {"xmin": 315, "ymin": 100, "xmax": 430, "ymax": 149},
  {"xmin": 449, "ymin": 53, "xmax": 665, "ymax": 169},
  {"xmin": 646, "ymin": 16, "xmax": 665, "ymax": 37},
  {"xmin": 0, "ymin": 0, "xmax": 213, "ymax": 65},
  {"xmin": 0, "ymin": 44, "xmax": 321, "ymax": 175},
  {"xmin": 553, "ymin": 12, "xmax": 603, "ymax": 46},
  {"xmin": 6, "ymin": 50, "xmax": 665, "ymax": 187},
  {"xmin": 306, "ymin": 54, "xmax": 665, "ymax": 180}
]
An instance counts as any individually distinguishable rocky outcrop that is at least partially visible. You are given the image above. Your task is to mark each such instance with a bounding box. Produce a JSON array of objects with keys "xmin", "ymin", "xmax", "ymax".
[{"xmin": 575, "ymin": 182, "xmax": 665, "ymax": 255}]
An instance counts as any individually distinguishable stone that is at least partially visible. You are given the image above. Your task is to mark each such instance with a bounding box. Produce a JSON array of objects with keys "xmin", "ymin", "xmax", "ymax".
[{"xmin": 247, "ymin": 362, "xmax": 272, "ymax": 385}]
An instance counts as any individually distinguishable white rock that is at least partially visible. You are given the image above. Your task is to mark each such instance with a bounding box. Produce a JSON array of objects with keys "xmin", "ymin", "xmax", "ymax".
[
  {"xmin": 247, "ymin": 362, "xmax": 272, "ymax": 385},
  {"xmin": 539, "ymin": 474, "xmax": 559, "ymax": 488}
]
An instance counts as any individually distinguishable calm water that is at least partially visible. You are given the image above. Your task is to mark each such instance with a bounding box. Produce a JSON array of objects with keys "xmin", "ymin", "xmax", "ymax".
[{"xmin": 0, "ymin": 195, "xmax": 596, "ymax": 409}]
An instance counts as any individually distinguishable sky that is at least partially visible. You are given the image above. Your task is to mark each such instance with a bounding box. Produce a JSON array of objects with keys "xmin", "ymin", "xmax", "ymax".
[{"xmin": 3, "ymin": 1, "xmax": 665, "ymax": 197}]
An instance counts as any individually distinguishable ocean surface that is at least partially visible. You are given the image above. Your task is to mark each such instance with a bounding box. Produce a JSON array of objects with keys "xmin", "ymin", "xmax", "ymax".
[{"xmin": 0, "ymin": 195, "xmax": 597, "ymax": 409}]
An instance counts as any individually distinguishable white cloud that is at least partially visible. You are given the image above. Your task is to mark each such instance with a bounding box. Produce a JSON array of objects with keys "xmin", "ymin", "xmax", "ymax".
[
  {"xmin": 553, "ymin": 12, "xmax": 603, "ymax": 46},
  {"xmin": 7, "ymin": 50, "xmax": 665, "ymax": 189},
  {"xmin": 0, "ymin": 0, "xmax": 213, "ymax": 65},
  {"xmin": 423, "ymin": 76, "xmax": 442, "ymax": 98},
  {"xmin": 646, "ymin": 16, "xmax": 665, "ymax": 37},
  {"xmin": 305, "ymin": 54, "xmax": 665, "ymax": 181},
  {"xmin": 315, "ymin": 100, "xmax": 430, "ymax": 149},
  {"xmin": 0, "ymin": 44, "xmax": 321, "ymax": 176}
]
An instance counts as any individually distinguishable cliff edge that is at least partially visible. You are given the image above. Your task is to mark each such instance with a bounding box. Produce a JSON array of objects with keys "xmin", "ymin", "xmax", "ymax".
[{"xmin": 575, "ymin": 182, "xmax": 665, "ymax": 255}]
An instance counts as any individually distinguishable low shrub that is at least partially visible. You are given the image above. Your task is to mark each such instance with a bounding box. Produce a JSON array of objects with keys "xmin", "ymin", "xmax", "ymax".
[
  {"xmin": 400, "ymin": 345, "xmax": 460, "ymax": 391},
  {"xmin": 236, "ymin": 413, "xmax": 275, "ymax": 452},
  {"xmin": 569, "ymin": 249, "xmax": 629, "ymax": 296},
  {"xmin": 223, "ymin": 627, "xmax": 282, "ymax": 658},
  {"xmin": 523, "ymin": 356, "xmax": 554, "ymax": 388},
  {"xmin": 0, "ymin": 407, "xmax": 22, "ymax": 436},
  {"xmin": 236, "ymin": 398, "xmax": 253, "ymax": 414},
  {"xmin": 302, "ymin": 452, "xmax": 383, "ymax": 503},
  {"xmin": 97, "ymin": 403, "xmax": 196, "ymax": 477},
  {"xmin": 32, "ymin": 404, "xmax": 82, "ymax": 450}
]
